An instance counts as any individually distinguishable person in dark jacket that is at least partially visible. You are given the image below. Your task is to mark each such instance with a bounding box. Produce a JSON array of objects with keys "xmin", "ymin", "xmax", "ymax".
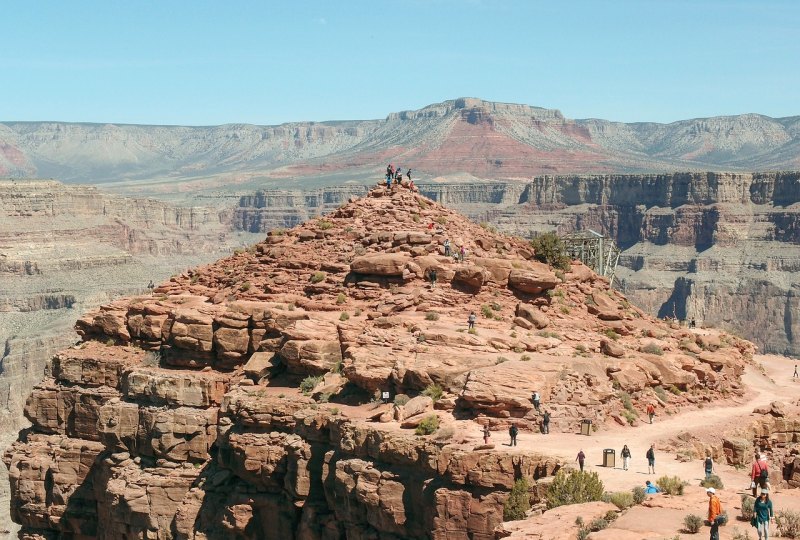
[
  {"xmin": 621, "ymin": 444, "xmax": 631, "ymax": 471},
  {"xmin": 576, "ymin": 449, "xmax": 586, "ymax": 471},
  {"xmin": 509, "ymin": 423, "xmax": 518, "ymax": 446}
]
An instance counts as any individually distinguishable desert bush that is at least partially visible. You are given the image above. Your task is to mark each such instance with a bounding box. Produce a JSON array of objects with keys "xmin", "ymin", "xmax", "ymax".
[
  {"xmin": 299, "ymin": 375, "xmax": 323, "ymax": 395},
  {"xmin": 415, "ymin": 414, "xmax": 440, "ymax": 436},
  {"xmin": 422, "ymin": 383, "xmax": 444, "ymax": 402},
  {"xmin": 142, "ymin": 350, "xmax": 161, "ymax": 367},
  {"xmin": 700, "ymin": 474, "xmax": 724, "ymax": 490},
  {"xmin": 588, "ymin": 518, "xmax": 608, "ymax": 531},
  {"xmin": 683, "ymin": 513, "xmax": 703, "ymax": 533},
  {"xmin": 546, "ymin": 470, "xmax": 605, "ymax": 509},
  {"xmin": 740, "ymin": 494, "xmax": 755, "ymax": 521},
  {"xmin": 425, "ymin": 311, "xmax": 440, "ymax": 321},
  {"xmin": 336, "ymin": 293, "xmax": 347, "ymax": 304},
  {"xmin": 503, "ymin": 478, "xmax": 531, "ymax": 521},
  {"xmin": 731, "ymin": 527, "xmax": 752, "ymax": 540},
  {"xmin": 657, "ymin": 475, "xmax": 686, "ymax": 496},
  {"xmin": 776, "ymin": 509, "xmax": 800, "ymax": 538},
  {"xmin": 394, "ymin": 394, "xmax": 410, "ymax": 406},
  {"xmin": 632, "ymin": 486, "xmax": 647, "ymax": 505},
  {"xmin": 530, "ymin": 232, "xmax": 571, "ymax": 271},
  {"xmin": 310, "ymin": 271, "xmax": 326, "ymax": 283},
  {"xmin": 603, "ymin": 328, "xmax": 620, "ymax": 341},
  {"xmin": 642, "ymin": 343, "xmax": 664, "ymax": 355},
  {"xmin": 607, "ymin": 490, "xmax": 634, "ymax": 510},
  {"xmin": 318, "ymin": 220, "xmax": 333, "ymax": 230}
]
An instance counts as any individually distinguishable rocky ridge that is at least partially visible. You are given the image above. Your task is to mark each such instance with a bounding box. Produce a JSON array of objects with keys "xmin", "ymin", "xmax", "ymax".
[{"xmin": 5, "ymin": 186, "xmax": 754, "ymax": 539}]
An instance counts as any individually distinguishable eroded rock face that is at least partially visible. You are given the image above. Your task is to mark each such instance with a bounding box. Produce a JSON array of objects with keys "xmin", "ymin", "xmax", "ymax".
[{"xmin": 5, "ymin": 188, "xmax": 753, "ymax": 539}]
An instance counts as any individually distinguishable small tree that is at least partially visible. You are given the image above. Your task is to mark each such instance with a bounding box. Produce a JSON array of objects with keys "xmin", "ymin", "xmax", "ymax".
[
  {"xmin": 503, "ymin": 478, "xmax": 531, "ymax": 521},
  {"xmin": 530, "ymin": 232, "xmax": 571, "ymax": 271},
  {"xmin": 546, "ymin": 470, "xmax": 605, "ymax": 509}
]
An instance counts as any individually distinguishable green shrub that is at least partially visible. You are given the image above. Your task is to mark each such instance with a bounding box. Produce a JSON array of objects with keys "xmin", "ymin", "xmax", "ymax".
[
  {"xmin": 530, "ymin": 232, "xmax": 571, "ymax": 271},
  {"xmin": 632, "ymin": 486, "xmax": 647, "ymax": 505},
  {"xmin": 740, "ymin": 494, "xmax": 755, "ymax": 521},
  {"xmin": 299, "ymin": 375, "xmax": 323, "ymax": 394},
  {"xmin": 607, "ymin": 490, "xmax": 634, "ymax": 510},
  {"xmin": 700, "ymin": 474, "xmax": 724, "ymax": 490},
  {"xmin": 425, "ymin": 311, "xmax": 440, "ymax": 321},
  {"xmin": 339, "ymin": 312, "xmax": 350, "ymax": 321},
  {"xmin": 642, "ymin": 343, "xmax": 664, "ymax": 355},
  {"xmin": 588, "ymin": 518, "xmax": 608, "ymax": 532},
  {"xmin": 603, "ymin": 328, "xmax": 620, "ymax": 341},
  {"xmin": 422, "ymin": 383, "xmax": 443, "ymax": 402},
  {"xmin": 656, "ymin": 475, "xmax": 686, "ymax": 496},
  {"xmin": 415, "ymin": 414, "xmax": 440, "ymax": 435},
  {"xmin": 481, "ymin": 304, "xmax": 493, "ymax": 318},
  {"xmin": 683, "ymin": 513, "xmax": 703, "ymax": 533},
  {"xmin": 546, "ymin": 470, "xmax": 605, "ymax": 509},
  {"xmin": 318, "ymin": 220, "xmax": 333, "ymax": 230},
  {"xmin": 336, "ymin": 293, "xmax": 347, "ymax": 305},
  {"xmin": 310, "ymin": 271, "xmax": 326, "ymax": 283},
  {"xmin": 503, "ymin": 478, "xmax": 531, "ymax": 521},
  {"xmin": 776, "ymin": 509, "xmax": 800, "ymax": 538},
  {"xmin": 394, "ymin": 394, "xmax": 410, "ymax": 406}
]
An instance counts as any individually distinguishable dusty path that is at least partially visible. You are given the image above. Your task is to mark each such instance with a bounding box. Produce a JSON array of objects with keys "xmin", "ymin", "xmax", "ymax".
[{"xmin": 470, "ymin": 354, "xmax": 799, "ymax": 492}]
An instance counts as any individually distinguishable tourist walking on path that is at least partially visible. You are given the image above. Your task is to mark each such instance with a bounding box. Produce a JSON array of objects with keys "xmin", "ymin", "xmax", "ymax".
[
  {"xmin": 531, "ymin": 391, "xmax": 541, "ymax": 412},
  {"xmin": 704, "ymin": 454, "xmax": 715, "ymax": 479},
  {"xmin": 751, "ymin": 453, "xmax": 770, "ymax": 497},
  {"xmin": 541, "ymin": 410, "xmax": 551, "ymax": 434},
  {"xmin": 706, "ymin": 487, "xmax": 723, "ymax": 540},
  {"xmin": 509, "ymin": 423, "xmax": 518, "ymax": 446},
  {"xmin": 482, "ymin": 425, "xmax": 491, "ymax": 445},
  {"xmin": 576, "ymin": 449, "xmax": 586, "ymax": 471},
  {"xmin": 467, "ymin": 311, "xmax": 476, "ymax": 330},
  {"xmin": 646, "ymin": 444, "xmax": 656, "ymax": 474},
  {"xmin": 621, "ymin": 445, "xmax": 631, "ymax": 471},
  {"xmin": 646, "ymin": 403, "xmax": 656, "ymax": 424},
  {"xmin": 752, "ymin": 490, "xmax": 774, "ymax": 540}
]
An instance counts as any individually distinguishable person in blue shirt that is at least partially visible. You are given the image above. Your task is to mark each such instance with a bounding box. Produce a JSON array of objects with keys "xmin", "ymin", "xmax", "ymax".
[{"xmin": 644, "ymin": 480, "xmax": 660, "ymax": 494}]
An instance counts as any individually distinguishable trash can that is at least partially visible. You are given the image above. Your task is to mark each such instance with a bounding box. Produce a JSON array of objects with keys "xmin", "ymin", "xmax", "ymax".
[
  {"xmin": 603, "ymin": 449, "xmax": 616, "ymax": 468},
  {"xmin": 581, "ymin": 419, "xmax": 592, "ymax": 436}
]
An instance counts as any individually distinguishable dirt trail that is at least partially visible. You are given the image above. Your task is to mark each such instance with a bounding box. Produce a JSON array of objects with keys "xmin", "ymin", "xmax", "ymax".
[{"xmin": 471, "ymin": 354, "xmax": 799, "ymax": 492}]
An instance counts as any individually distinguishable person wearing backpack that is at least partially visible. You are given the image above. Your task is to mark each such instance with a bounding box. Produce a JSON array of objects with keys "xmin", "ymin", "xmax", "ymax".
[
  {"xmin": 646, "ymin": 444, "xmax": 656, "ymax": 474},
  {"xmin": 706, "ymin": 487, "xmax": 724, "ymax": 540},
  {"xmin": 751, "ymin": 453, "xmax": 770, "ymax": 497},
  {"xmin": 509, "ymin": 423, "xmax": 518, "ymax": 446},
  {"xmin": 704, "ymin": 454, "xmax": 714, "ymax": 479}
]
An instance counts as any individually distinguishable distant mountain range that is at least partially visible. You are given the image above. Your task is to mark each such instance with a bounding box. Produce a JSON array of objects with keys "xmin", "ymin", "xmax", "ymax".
[{"xmin": 2, "ymin": 98, "xmax": 798, "ymax": 185}]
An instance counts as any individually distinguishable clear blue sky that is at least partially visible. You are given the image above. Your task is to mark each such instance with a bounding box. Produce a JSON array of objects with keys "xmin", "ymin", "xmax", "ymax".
[{"xmin": 2, "ymin": 0, "xmax": 798, "ymax": 125}]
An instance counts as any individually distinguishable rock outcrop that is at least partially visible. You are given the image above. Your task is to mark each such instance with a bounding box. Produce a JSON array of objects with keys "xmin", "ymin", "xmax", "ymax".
[{"xmin": 4, "ymin": 186, "xmax": 753, "ymax": 539}]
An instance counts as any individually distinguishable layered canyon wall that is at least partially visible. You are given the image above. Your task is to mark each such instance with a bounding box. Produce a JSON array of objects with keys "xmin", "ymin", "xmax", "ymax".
[{"xmin": 0, "ymin": 179, "xmax": 261, "ymax": 533}]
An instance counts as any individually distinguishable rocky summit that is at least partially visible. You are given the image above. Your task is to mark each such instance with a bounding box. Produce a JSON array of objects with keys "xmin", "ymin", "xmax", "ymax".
[{"xmin": 4, "ymin": 186, "xmax": 754, "ymax": 539}]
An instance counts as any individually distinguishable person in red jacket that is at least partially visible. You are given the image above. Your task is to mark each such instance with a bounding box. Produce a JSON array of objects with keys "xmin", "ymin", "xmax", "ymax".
[{"xmin": 751, "ymin": 453, "xmax": 770, "ymax": 497}]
